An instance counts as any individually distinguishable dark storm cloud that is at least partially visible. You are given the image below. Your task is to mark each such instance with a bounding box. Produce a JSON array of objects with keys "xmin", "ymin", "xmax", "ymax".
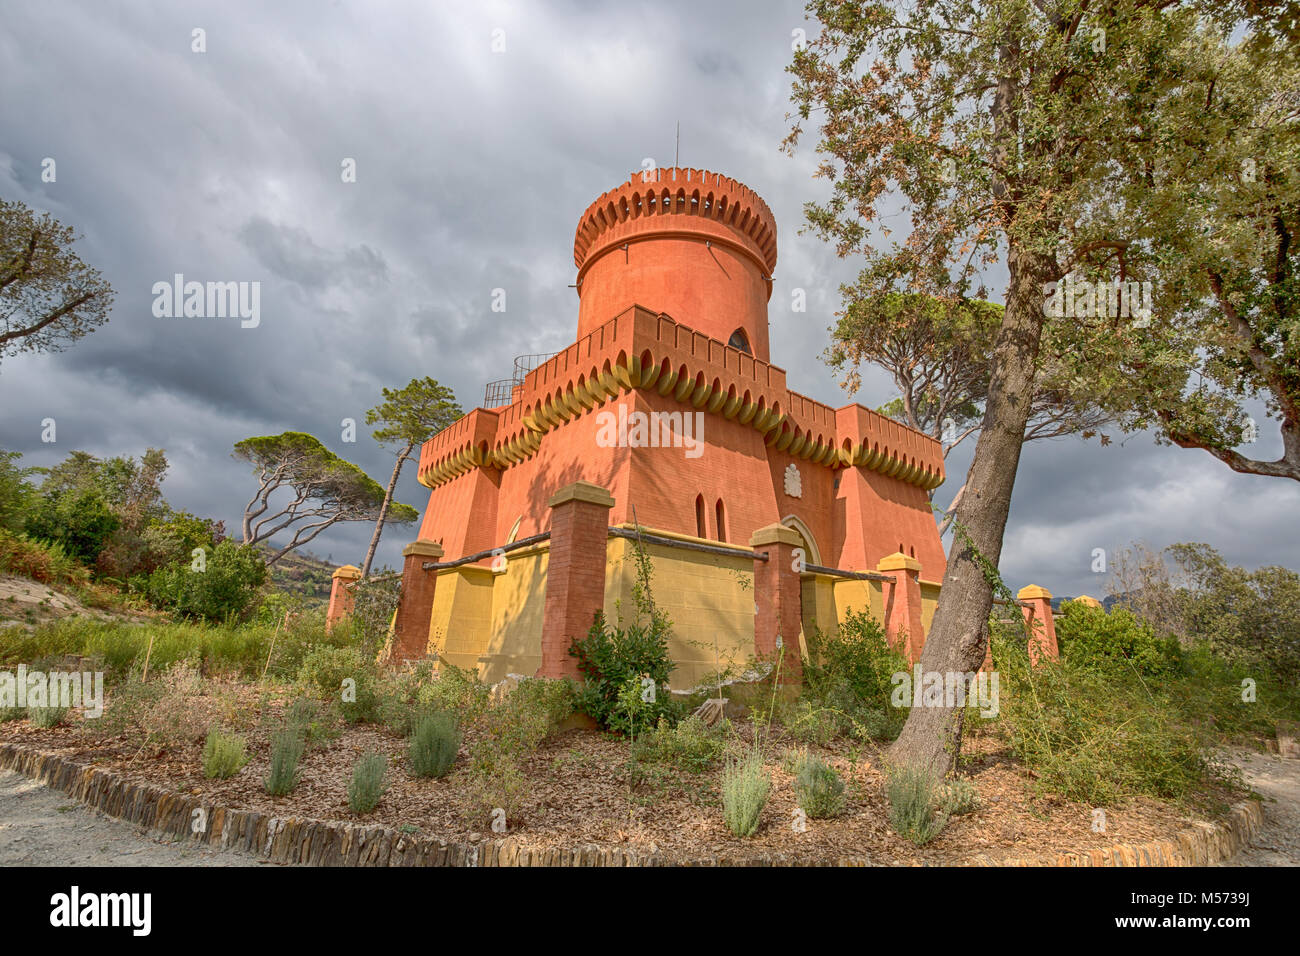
[{"xmin": 0, "ymin": 0, "xmax": 1294, "ymax": 589}]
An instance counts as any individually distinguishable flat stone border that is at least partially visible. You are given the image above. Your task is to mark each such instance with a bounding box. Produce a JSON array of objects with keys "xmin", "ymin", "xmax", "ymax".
[{"xmin": 0, "ymin": 742, "xmax": 1260, "ymax": 867}]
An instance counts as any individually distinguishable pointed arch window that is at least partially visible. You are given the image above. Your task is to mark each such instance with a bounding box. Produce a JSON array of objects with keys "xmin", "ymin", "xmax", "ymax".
[
  {"xmin": 715, "ymin": 499, "xmax": 727, "ymax": 543},
  {"xmin": 727, "ymin": 328, "xmax": 752, "ymax": 354},
  {"xmin": 695, "ymin": 494, "xmax": 707, "ymax": 539}
]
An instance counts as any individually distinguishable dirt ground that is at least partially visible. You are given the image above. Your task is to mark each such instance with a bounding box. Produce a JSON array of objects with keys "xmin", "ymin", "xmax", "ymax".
[
  {"xmin": 1216, "ymin": 748, "xmax": 1300, "ymax": 866},
  {"xmin": 0, "ymin": 768, "xmax": 276, "ymax": 866}
]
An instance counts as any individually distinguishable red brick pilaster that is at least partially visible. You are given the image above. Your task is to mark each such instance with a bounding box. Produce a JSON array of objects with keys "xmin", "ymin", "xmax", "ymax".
[
  {"xmin": 750, "ymin": 524, "xmax": 804, "ymax": 681},
  {"xmin": 391, "ymin": 540, "xmax": 444, "ymax": 662},
  {"xmin": 878, "ymin": 552, "xmax": 925, "ymax": 663},
  {"xmin": 538, "ymin": 481, "xmax": 615, "ymax": 680},
  {"xmin": 1018, "ymin": 585, "xmax": 1059, "ymax": 664},
  {"xmin": 325, "ymin": 565, "xmax": 361, "ymax": 633}
]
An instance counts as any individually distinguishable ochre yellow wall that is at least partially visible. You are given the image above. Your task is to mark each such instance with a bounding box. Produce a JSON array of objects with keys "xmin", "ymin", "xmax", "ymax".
[
  {"xmin": 422, "ymin": 531, "xmax": 935, "ymax": 688},
  {"xmin": 479, "ymin": 544, "xmax": 549, "ymax": 684},
  {"xmin": 603, "ymin": 530, "xmax": 754, "ymax": 692}
]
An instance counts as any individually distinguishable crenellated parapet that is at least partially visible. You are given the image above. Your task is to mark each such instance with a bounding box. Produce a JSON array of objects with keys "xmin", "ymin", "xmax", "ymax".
[
  {"xmin": 417, "ymin": 307, "xmax": 945, "ymax": 492},
  {"xmin": 573, "ymin": 167, "xmax": 778, "ymax": 276}
]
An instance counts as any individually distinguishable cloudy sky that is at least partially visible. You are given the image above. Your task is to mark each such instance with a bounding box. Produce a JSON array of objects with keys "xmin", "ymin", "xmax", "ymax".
[{"xmin": 1, "ymin": 0, "xmax": 1295, "ymax": 597}]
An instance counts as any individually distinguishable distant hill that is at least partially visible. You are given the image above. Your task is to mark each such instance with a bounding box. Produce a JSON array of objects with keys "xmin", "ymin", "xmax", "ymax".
[
  {"xmin": 1050, "ymin": 594, "xmax": 1123, "ymax": 613},
  {"xmin": 257, "ymin": 545, "xmax": 335, "ymax": 605}
]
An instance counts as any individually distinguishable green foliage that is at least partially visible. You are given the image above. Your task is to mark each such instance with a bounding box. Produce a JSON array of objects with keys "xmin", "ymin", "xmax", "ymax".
[
  {"xmin": 631, "ymin": 714, "xmax": 726, "ymax": 772},
  {"xmin": 794, "ymin": 755, "xmax": 847, "ymax": 819},
  {"xmin": 1056, "ymin": 601, "xmax": 1183, "ymax": 680},
  {"xmin": 0, "ymin": 450, "xmax": 36, "ymax": 534},
  {"xmin": 347, "ymin": 751, "xmax": 388, "ymax": 813},
  {"xmin": 202, "ymin": 729, "xmax": 248, "ymax": 779},
  {"xmin": 992, "ymin": 624, "xmax": 1213, "ymax": 805},
  {"xmin": 348, "ymin": 574, "xmax": 402, "ymax": 659},
  {"xmin": 795, "ymin": 610, "xmax": 909, "ymax": 741},
  {"xmin": 0, "ymin": 529, "xmax": 90, "ymax": 589},
  {"xmin": 886, "ymin": 765, "xmax": 948, "ymax": 846},
  {"xmin": 465, "ymin": 677, "xmax": 574, "ymax": 818},
  {"xmin": 264, "ymin": 728, "xmax": 304, "ymax": 796},
  {"xmin": 28, "ymin": 705, "xmax": 67, "ymax": 728},
  {"xmin": 0, "ymin": 706, "xmax": 23, "ymax": 722},
  {"xmin": 409, "ymin": 711, "xmax": 460, "ymax": 778},
  {"xmin": 0, "ymin": 613, "xmax": 347, "ymax": 682},
  {"xmin": 296, "ymin": 645, "xmax": 379, "ymax": 723},
  {"xmin": 937, "ymin": 778, "xmax": 980, "ymax": 817},
  {"xmin": 1, "ymin": 197, "xmax": 114, "ymax": 362},
  {"xmin": 415, "ymin": 661, "xmax": 490, "ymax": 725},
  {"xmin": 284, "ymin": 696, "xmax": 341, "ymax": 747},
  {"xmin": 721, "ymin": 749, "xmax": 770, "ymax": 837},
  {"xmin": 570, "ymin": 612, "xmax": 679, "ymax": 735},
  {"xmin": 133, "ymin": 540, "xmax": 267, "ymax": 623},
  {"xmin": 25, "ymin": 486, "xmax": 119, "ymax": 565}
]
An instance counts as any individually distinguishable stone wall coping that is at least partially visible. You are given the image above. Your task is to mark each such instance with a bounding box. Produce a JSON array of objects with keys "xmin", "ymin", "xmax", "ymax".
[
  {"xmin": 548, "ymin": 481, "xmax": 616, "ymax": 509},
  {"xmin": 402, "ymin": 540, "xmax": 445, "ymax": 559}
]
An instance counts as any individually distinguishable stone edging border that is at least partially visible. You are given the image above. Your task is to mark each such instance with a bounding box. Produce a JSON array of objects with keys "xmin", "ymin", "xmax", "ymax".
[{"xmin": 0, "ymin": 742, "xmax": 1262, "ymax": 867}]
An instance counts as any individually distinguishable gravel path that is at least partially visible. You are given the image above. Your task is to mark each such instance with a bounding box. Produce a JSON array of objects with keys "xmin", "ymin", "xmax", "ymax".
[
  {"xmin": 1216, "ymin": 749, "xmax": 1300, "ymax": 867},
  {"xmin": 0, "ymin": 770, "xmax": 277, "ymax": 866}
]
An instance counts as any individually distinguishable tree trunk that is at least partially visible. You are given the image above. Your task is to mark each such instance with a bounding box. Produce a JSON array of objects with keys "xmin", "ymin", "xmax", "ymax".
[
  {"xmin": 887, "ymin": 243, "xmax": 1055, "ymax": 777},
  {"xmin": 361, "ymin": 441, "xmax": 413, "ymax": 578}
]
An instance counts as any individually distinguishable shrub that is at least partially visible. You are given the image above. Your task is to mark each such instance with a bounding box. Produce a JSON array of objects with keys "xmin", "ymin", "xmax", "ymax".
[
  {"xmin": 133, "ymin": 540, "xmax": 267, "ymax": 623},
  {"xmin": 0, "ymin": 706, "xmax": 23, "ymax": 722},
  {"xmin": 794, "ymin": 755, "xmax": 847, "ymax": 819},
  {"xmin": 202, "ymin": 729, "xmax": 248, "ymax": 779},
  {"xmin": 264, "ymin": 728, "xmax": 305, "ymax": 795},
  {"xmin": 1056, "ymin": 601, "xmax": 1183, "ymax": 680},
  {"xmin": 937, "ymin": 778, "xmax": 980, "ymax": 816},
  {"xmin": 95, "ymin": 662, "xmax": 212, "ymax": 755},
  {"xmin": 797, "ymin": 611, "xmax": 910, "ymax": 741},
  {"xmin": 284, "ymin": 696, "xmax": 341, "ymax": 747},
  {"xmin": 992, "ymin": 626, "xmax": 1211, "ymax": 804},
  {"xmin": 409, "ymin": 711, "xmax": 460, "ymax": 778},
  {"xmin": 886, "ymin": 765, "xmax": 947, "ymax": 845},
  {"xmin": 416, "ymin": 661, "xmax": 490, "ymax": 725},
  {"xmin": 569, "ymin": 612, "xmax": 680, "ymax": 735},
  {"xmin": 348, "ymin": 751, "xmax": 387, "ymax": 813},
  {"xmin": 28, "ymin": 705, "xmax": 67, "ymax": 728},
  {"xmin": 721, "ymin": 749, "xmax": 770, "ymax": 837},
  {"xmin": 0, "ymin": 530, "xmax": 90, "ymax": 589},
  {"xmin": 297, "ymin": 645, "xmax": 379, "ymax": 723},
  {"xmin": 631, "ymin": 714, "xmax": 726, "ymax": 772},
  {"xmin": 465, "ymin": 677, "xmax": 574, "ymax": 819}
]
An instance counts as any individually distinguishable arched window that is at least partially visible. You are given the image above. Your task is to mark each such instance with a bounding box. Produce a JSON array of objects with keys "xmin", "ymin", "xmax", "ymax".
[
  {"xmin": 695, "ymin": 494, "xmax": 707, "ymax": 539},
  {"xmin": 727, "ymin": 328, "xmax": 752, "ymax": 354},
  {"xmin": 715, "ymin": 499, "xmax": 727, "ymax": 543}
]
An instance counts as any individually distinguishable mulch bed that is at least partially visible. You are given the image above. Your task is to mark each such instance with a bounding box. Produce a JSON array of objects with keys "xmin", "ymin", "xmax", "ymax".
[{"xmin": 0, "ymin": 683, "xmax": 1236, "ymax": 866}]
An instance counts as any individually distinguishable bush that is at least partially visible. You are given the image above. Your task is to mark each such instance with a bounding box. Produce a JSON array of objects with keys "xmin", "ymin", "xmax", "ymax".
[
  {"xmin": 1056, "ymin": 601, "xmax": 1183, "ymax": 680},
  {"xmin": 25, "ymin": 487, "xmax": 119, "ymax": 565},
  {"xmin": 794, "ymin": 755, "xmax": 847, "ymax": 819},
  {"xmin": 297, "ymin": 645, "xmax": 379, "ymax": 723},
  {"xmin": 28, "ymin": 705, "xmax": 67, "ymax": 728},
  {"xmin": 0, "ymin": 706, "xmax": 23, "ymax": 722},
  {"xmin": 992, "ymin": 626, "xmax": 1211, "ymax": 804},
  {"xmin": 202, "ymin": 729, "xmax": 248, "ymax": 779},
  {"xmin": 264, "ymin": 728, "xmax": 305, "ymax": 795},
  {"xmin": 465, "ymin": 677, "xmax": 574, "ymax": 819},
  {"xmin": 409, "ymin": 711, "xmax": 460, "ymax": 778},
  {"xmin": 631, "ymin": 714, "xmax": 726, "ymax": 772},
  {"xmin": 284, "ymin": 696, "xmax": 341, "ymax": 747},
  {"xmin": 133, "ymin": 540, "xmax": 267, "ymax": 623},
  {"xmin": 94, "ymin": 662, "xmax": 213, "ymax": 755},
  {"xmin": 569, "ymin": 612, "xmax": 680, "ymax": 735},
  {"xmin": 721, "ymin": 749, "xmax": 770, "ymax": 837},
  {"xmin": 0, "ymin": 530, "xmax": 90, "ymax": 589},
  {"xmin": 886, "ymin": 765, "xmax": 947, "ymax": 845},
  {"xmin": 937, "ymin": 778, "xmax": 980, "ymax": 816},
  {"xmin": 796, "ymin": 611, "xmax": 910, "ymax": 741},
  {"xmin": 416, "ymin": 661, "xmax": 490, "ymax": 725},
  {"xmin": 348, "ymin": 752, "xmax": 387, "ymax": 813}
]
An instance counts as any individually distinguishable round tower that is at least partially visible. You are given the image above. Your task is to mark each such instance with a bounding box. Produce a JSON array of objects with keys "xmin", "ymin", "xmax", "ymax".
[{"xmin": 572, "ymin": 167, "xmax": 778, "ymax": 363}]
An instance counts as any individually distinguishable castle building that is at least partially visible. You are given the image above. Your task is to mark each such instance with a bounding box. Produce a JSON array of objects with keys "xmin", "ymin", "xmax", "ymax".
[{"xmin": 329, "ymin": 168, "xmax": 1058, "ymax": 687}]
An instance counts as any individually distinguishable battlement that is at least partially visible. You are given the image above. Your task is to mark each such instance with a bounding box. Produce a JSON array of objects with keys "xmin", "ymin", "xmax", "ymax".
[{"xmin": 573, "ymin": 167, "xmax": 778, "ymax": 276}]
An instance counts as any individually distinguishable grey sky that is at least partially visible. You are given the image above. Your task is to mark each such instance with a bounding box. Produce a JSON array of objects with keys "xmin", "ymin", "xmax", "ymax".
[{"xmin": 1, "ymin": 0, "xmax": 1295, "ymax": 597}]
